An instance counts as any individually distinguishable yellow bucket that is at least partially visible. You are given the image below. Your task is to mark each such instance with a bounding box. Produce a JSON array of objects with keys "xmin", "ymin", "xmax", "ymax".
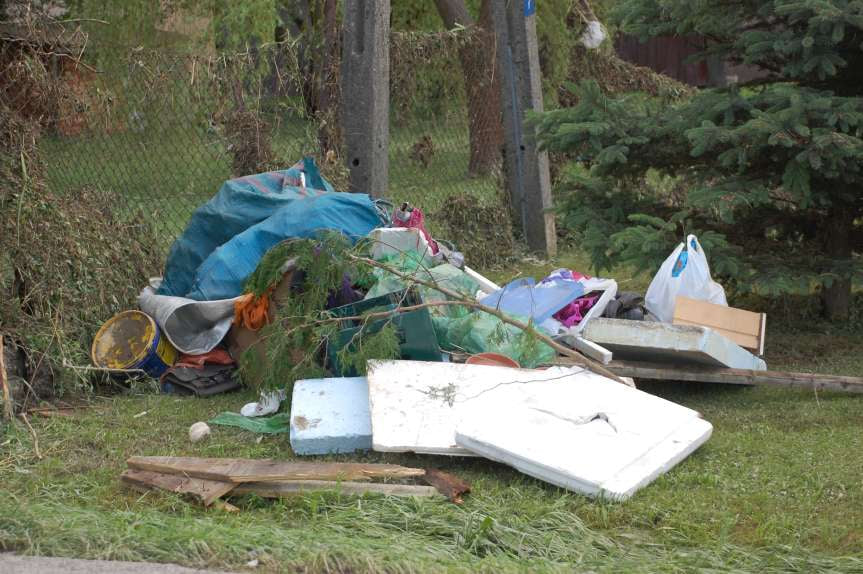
[{"xmin": 91, "ymin": 310, "xmax": 177, "ymax": 377}]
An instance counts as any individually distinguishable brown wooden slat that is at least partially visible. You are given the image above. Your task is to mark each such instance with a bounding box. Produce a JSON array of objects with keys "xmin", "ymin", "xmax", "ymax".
[
  {"xmin": 232, "ymin": 480, "xmax": 441, "ymax": 498},
  {"xmin": 120, "ymin": 469, "xmax": 236, "ymax": 506},
  {"xmin": 423, "ymin": 468, "xmax": 471, "ymax": 504},
  {"xmin": 126, "ymin": 456, "xmax": 426, "ymax": 483}
]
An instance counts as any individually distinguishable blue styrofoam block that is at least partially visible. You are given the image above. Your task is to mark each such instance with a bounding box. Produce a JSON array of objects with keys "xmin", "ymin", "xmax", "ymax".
[{"xmin": 290, "ymin": 377, "xmax": 372, "ymax": 455}]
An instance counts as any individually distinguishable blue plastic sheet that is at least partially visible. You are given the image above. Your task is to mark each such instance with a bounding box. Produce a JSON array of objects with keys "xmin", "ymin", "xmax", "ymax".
[
  {"xmin": 158, "ymin": 158, "xmax": 334, "ymax": 298},
  {"xmin": 480, "ymin": 277, "xmax": 584, "ymax": 324}
]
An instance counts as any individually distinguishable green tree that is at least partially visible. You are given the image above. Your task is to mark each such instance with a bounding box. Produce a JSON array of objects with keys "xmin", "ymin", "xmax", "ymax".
[{"xmin": 535, "ymin": 0, "xmax": 863, "ymax": 320}]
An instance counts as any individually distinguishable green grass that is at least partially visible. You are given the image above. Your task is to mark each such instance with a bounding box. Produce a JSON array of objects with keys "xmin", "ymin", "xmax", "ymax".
[
  {"xmin": 2, "ymin": 323, "xmax": 862, "ymax": 572},
  {"xmin": 21, "ymin": 80, "xmax": 863, "ymax": 574}
]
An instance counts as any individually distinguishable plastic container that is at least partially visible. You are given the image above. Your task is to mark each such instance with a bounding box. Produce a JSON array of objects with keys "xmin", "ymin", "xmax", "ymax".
[
  {"xmin": 328, "ymin": 288, "xmax": 442, "ymax": 376},
  {"xmin": 91, "ymin": 310, "xmax": 178, "ymax": 377},
  {"xmin": 465, "ymin": 353, "xmax": 521, "ymax": 368}
]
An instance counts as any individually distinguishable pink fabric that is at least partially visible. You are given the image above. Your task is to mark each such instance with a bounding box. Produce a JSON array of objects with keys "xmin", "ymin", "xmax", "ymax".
[
  {"xmin": 553, "ymin": 293, "xmax": 600, "ymax": 327},
  {"xmin": 393, "ymin": 207, "xmax": 438, "ymax": 254}
]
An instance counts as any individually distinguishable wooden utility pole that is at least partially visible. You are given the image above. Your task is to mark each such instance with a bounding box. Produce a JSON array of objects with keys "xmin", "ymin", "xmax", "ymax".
[
  {"xmin": 492, "ymin": 0, "xmax": 556, "ymax": 256},
  {"xmin": 341, "ymin": 0, "xmax": 390, "ymax": 197}
]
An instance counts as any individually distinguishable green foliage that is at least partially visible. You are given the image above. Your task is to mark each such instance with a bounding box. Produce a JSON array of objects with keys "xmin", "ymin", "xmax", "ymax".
[
  {"xmin": 239, "ymin": 234, "xmax": 368, "ymax": 391},
  {"xmin": 537, "ymin": 1, "xmax": 863, "ymax": 310}
]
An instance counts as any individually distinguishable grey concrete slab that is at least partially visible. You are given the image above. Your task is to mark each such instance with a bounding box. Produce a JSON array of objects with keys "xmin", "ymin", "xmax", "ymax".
[{"xmin": 582, "ymin": 318, "xmax": 767, "ymax": 371}]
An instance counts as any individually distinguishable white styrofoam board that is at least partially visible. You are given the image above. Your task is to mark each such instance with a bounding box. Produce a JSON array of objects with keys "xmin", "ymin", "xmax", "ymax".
[
  {"xmin": 454, "ymin": 373, "xmax": 712, "ymax": 500},
  {"xmin": 366, "ymin": 360, "xmax": 579, "ymax": 456},
  {"xmin": 582, "ymin": 318, "xmax": 767, "ymax": 370},
  {"xmin": 289, "ymin": 377, "xmax": 372, "ymax": 455}
]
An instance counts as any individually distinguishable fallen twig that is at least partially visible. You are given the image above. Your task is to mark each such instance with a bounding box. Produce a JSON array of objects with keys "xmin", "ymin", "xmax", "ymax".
[
  {"xmin": 61, "ymin": 360, "xmax": 146, "ymax": 374},
  {"xmin": 0, "ymin": 335, "xmax": 13, "ymax": 420},
  {"xmin": 18, "ymin": 413, "xmax": 42, "ymax": 460}
]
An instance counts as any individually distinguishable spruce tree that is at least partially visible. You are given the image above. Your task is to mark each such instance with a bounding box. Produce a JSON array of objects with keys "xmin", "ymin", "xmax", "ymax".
[{"xmin": 536, "ymin": 0, "xmax": 863, "ymax": 319}]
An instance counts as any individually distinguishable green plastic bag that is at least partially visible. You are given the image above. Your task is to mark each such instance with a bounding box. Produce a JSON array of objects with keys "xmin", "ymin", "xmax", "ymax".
[
  {"xmin": 209, "ymin": 412, "xmax": 291, "ymax": 434},
  {"xmin": 433, "ymin": 311, "xmax": 556, "ymax": 369},
  {"xmin": 365, "ymin": 256, "xmax": 479, "ymax": 320}
]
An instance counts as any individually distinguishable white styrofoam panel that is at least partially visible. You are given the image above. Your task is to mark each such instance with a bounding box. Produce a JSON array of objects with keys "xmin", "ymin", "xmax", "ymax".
[
  {"xmin": 454, "ymin": 372, "xmax": 712, "ymax": 500},
  {"xmin": 289, "ymin": 377, "xmax": 372, "ymax": 455},
  {"xmin": 366, "ymin": 360, "xmax": 579, "ymax": 455}
]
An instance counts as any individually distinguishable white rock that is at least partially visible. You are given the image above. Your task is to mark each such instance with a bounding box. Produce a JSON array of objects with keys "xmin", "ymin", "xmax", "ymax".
[{"xmin": 188, "ymin": 421, "xmax": 211, "ymax": 443}]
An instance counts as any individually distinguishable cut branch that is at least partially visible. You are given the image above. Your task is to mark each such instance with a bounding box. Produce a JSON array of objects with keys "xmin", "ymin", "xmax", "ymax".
[{"xmin": 347, "ymin": 255, "xmax": 628, "ymax": 385}]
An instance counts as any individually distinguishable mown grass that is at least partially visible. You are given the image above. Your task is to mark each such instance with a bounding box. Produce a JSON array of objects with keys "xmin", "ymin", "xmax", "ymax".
[{"xmin": 2, "ymin": 288, "xmax": 862, "ymax": 573}]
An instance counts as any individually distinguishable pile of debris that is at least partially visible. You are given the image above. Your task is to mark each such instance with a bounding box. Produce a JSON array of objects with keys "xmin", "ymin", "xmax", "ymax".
[{"xmin": 75, "ymin": 158, "xmax": 863, "ymax": 504}]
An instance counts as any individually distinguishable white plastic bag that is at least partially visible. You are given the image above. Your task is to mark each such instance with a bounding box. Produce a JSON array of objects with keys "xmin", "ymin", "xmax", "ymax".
[{"xmin": 644, "ymin": 235, "xmax": 727, "ymax": 323}]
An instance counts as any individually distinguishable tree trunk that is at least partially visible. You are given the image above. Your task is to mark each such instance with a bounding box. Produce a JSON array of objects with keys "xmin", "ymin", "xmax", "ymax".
[
  {"xmin": 822, "ymin": 204, "xmax": 853, "ymax": 320},
  {"xmin": 434, "ymin": 0, "xmax": 503, "ymax": 177}
]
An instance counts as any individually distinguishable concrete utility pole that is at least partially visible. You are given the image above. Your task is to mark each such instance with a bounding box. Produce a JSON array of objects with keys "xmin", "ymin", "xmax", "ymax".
[
  {"xmin": 492, "ymin": 0, "xmax": 557, "ymax": 256},
  {"xmin": 341, "ymin": 0, "xmax": 390, "ymax": 197}
]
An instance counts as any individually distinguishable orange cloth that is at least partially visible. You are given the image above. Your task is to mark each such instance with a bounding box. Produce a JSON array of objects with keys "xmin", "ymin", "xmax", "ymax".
[{"xmin": 234, "ymin": 291, "xmax": 271, "ymax": 331}]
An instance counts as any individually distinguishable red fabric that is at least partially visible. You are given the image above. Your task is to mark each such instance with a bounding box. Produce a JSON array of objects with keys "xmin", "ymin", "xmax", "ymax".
[
  {"xmin": 393, "ymin": 207, "xmax": 439, "ymax": 255},
  {"xmin": 176, "ymin": 348, "xmax": 235, "ymax": 369}
]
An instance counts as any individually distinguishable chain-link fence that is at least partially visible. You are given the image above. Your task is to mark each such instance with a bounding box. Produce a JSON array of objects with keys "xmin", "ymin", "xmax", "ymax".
[{"xmin": 8, "ymin": 20, "xmax": 508, "ymax": 259}]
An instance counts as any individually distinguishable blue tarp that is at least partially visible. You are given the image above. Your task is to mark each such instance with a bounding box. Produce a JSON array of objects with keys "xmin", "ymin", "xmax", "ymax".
[
  {"xmin": 186, "ymin": 192, "xmax": 381, "ymax": 301},
  {"xmin": 158, "ymin": 158, "xmax": 382, "ymax": 301},
  {"xmin": 158, "ymin": 158, "xmax": 334, "ymax": 298}
]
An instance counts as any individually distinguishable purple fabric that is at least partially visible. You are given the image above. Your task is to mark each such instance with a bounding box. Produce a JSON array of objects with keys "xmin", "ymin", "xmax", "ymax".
[
  {"xmin": 327, "ymin": 274, "xmax": 363, "ymax": 309},
  {"xmin": 553, "ymin": 294, "xmax": 600, "ymax": 327}
]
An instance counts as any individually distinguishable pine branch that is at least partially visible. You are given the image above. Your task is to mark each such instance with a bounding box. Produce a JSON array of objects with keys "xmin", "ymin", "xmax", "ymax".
[{"xmin": 347, "ymin": 255, "xmax": 629, "ymax": 385}]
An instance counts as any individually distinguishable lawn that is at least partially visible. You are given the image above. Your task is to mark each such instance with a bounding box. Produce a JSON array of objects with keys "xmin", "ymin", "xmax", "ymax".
[{"xmin": 2, "ymin": 266, "xmax": 862, "ymax": 573}]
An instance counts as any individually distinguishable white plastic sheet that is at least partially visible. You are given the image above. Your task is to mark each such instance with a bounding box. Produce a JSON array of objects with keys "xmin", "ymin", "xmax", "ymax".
[{"xmin": 138, "ymin": 279, "xmax": 237, "ymax": 355}]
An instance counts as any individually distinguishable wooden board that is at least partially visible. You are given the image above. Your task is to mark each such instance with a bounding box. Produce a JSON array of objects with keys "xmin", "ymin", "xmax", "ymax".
[
  {"xmin": 423, "ymin": 469, "xmax": 471, "ymax": 504},
  {"xmin": 673, "ymin": 296, "xmax": 765, "ymax": 355},
  {"xmin": 232, "ymin": 480, "xmax": 441, "ymax": 498},
  {"xmin": 570, "ymin": 360, "xmax": 863, "ymax": 394},
  {"xmin": 126, "ymin": 456, "xmax": 425, "ymax": 483},
  {"xmin": 120, "ymin": 469, "xmax": 235, "ymax": 506}
]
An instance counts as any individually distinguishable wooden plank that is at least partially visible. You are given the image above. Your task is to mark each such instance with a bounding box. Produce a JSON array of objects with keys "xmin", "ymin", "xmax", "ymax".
[
  {"xmin": 673, "ymin": 296, "xmax": 765, "ymax": 353},
  {"xmin": 126, "ymin": 456, "xmax": 425, "ymax": 483},
  {"xmin": 588, "ymin": 360, "xmax": 863, "ymax": 394},
  {"xmin": 232, "ymin": 480, "xmax": 441, "ymax": 499},
  {"xmin": 120, "ymin": 469, "xmax": 236, "ymax": 506},
  {"xmin": 423, "ymin": 468, "xmax": 471, "ymax": 504}
]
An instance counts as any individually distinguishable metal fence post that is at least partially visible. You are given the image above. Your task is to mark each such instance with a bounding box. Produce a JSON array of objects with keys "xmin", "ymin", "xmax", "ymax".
[
  {"xmin": 492, "ymin": 0, "xmax": 556, "ymax": 257},
  {"xmin": 341, "ymin": 0, "xmax": 390, "ymax": 197}
]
